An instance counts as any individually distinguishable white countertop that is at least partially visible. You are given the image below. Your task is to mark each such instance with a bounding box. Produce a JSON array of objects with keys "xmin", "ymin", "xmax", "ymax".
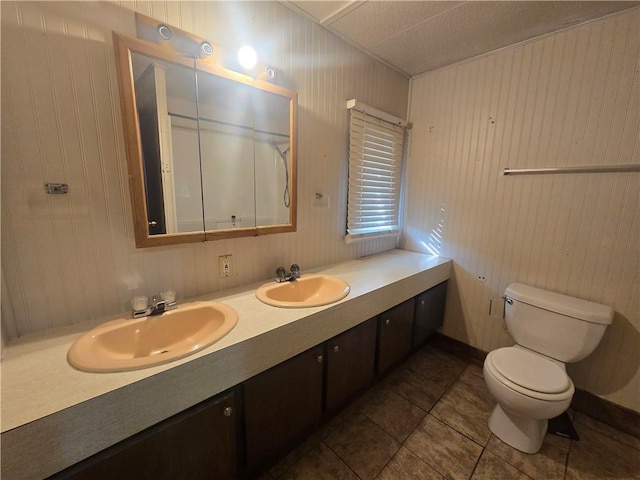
[{"xmin": 1, "ymin": 249, "xmax": 451, "ymax": 479}]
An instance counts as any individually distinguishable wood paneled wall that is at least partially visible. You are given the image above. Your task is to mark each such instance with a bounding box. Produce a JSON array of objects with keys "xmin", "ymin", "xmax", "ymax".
[
  {"xmin": 1, "ymin": 1, "xmax": 408, "ymax": 338},
  {"xmin": 402, "ymin": 8, "xmax": 640, "ymax": 411}
]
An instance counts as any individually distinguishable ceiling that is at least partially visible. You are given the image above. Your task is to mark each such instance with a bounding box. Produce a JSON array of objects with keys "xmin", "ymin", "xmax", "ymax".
[{"xmin": 284, "ymin": 1, "xmax": 640, "ymax": 77}]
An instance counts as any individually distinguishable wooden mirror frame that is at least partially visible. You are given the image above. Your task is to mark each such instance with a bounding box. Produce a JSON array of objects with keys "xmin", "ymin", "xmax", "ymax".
[{"xmin": 113, "ymin": 32, "xmax": 297, "ymax": 248}]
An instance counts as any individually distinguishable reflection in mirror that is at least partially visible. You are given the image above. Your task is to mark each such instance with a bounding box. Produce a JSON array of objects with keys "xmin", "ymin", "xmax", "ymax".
[
  {"xmin": 131, "ymin": 52, "xmax": 203, "ymax": 235},
  {"xmin": 196, "ymin": 70, "xmax": 257, "ymax": 230},
  {"xmin": 195, "ymin": 70, "xmax": 294, "ymax": 232},
  {"xmin": 113, "ymin": 31, "xmax": 297, "ymax": 247},
  {"xmin": 254, "ymin": 91, "xmax": 292, "ymax": 227}
]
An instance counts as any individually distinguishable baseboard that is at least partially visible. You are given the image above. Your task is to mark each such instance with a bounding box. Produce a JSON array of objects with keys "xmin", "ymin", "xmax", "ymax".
[
  {"xmin": 428, "ymin": 333, "xmax": 640, "ymax": 439},
  {"xmin": 428, "ymin": 332, "xmax": 487, "ymax": 367},
  {"xmin": 571, "ymin": 388, "xmax": 640, "ymax": 439}
]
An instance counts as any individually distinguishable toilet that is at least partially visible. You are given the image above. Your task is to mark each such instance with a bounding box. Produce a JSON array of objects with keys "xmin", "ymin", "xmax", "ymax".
[{"xmin": 483, "ymin": 283, "xmax": 614, "ymax": 454}]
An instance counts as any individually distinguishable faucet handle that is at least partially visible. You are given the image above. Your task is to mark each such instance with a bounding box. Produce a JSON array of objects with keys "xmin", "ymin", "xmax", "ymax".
[
  {"xmin": 131, "ymin": 296, "xmax": 149, "ymax": 312},
  {"xmin": 159, "ymin": 290, "xmax": 177, "ymax": 311},
  {"xmin": 131, "ymin": 296, "xmax": 152, "ymax": 319},
  {"xmin": 290, "ymin": 264, "xmax": 300, "ymax": 279},
  {"xmin": 160, "ymin": 290, "xmax": 176, "ymax": 304},
  {"xmin": 276, "ymin": 266, "xmax": 286, "ymax": 281}
]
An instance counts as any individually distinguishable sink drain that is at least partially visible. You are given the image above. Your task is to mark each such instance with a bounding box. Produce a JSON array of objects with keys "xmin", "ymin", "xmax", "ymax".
[{"xmin": 149, "ymin": 349, "xmax": 170, "ymax": 356}]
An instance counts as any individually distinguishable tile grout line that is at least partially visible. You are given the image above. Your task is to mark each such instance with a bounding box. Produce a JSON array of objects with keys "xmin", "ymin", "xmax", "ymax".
[
  {"xmin": 466, "ymin": 447, "xmax": 484, "ymax": 480},
  {"xmin": 563, "ymin": 436, "xmax": 574, "ymax": 480},
  {"xmin": 398, "ymin": 431, "xmax": 449, "ymax": 479},
  {"xmin": 388, "ymin": 354, "xmax": 478, "ymax": 479},
  {"xmin": 392, "ymin": 355, "xmax": 522, "ymax": 479},
  {"xmin": 320, "ymin": 439, "xmax": 365, "ymax": 480},
  {"xmin": 337, "ymin": 351, "xmax": 469, "ymax": 479},
  {"xmin": 335, "ymin": 348, "xmax": 464, "ymax": 477}
]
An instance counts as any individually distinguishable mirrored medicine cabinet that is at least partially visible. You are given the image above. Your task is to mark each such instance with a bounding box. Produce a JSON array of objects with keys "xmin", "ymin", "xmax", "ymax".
[{"xmin": 113, "ymin": 23, "xmax": 297, "ymax": 248}]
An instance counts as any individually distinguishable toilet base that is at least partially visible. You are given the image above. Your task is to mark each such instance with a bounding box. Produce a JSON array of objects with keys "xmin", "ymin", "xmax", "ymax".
[{"xmin": 488, "ymin": 404, "xmax": 548, "ymax": 454}]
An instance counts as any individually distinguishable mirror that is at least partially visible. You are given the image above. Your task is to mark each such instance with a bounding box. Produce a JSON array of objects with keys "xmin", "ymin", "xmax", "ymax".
[{"xmin": 113, "ymin": 32, "xmax": 297, "ymax": 247}]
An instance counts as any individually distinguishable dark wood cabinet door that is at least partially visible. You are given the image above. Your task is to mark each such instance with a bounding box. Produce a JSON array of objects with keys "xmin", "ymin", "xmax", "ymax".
[
  {"xmin": 50, "ymin": 390, "xmax": 237, "ymax": 480},
  {"xmin": 377, "ymin": 298, "xmax": 415, "ymax": 375},
  {"xmin": 413, "ymin": 281, "xmax": 448, "ymax": 349},
  {"xmin": 243, "ymin": 346, "xmax": 324, "ymax": 471},
  {"xmin": 326, "ymin": 318, "xmax": 377, "ymax": 411}
]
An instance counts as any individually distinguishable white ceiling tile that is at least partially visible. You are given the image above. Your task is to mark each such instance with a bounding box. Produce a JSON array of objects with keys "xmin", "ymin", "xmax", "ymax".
[
  {"xmin": 288, "ymin": 1, "xmax": 358, "ymax": 23},
  {"xmin": 329, "ymin": 1, "xmax": 463, "ymax": 48},
  {"xmin": 284, "ymin": 1, "xmax": 640, "ymax": 76},
  {"xmin": 371, "ymin": 4, "xmax": 482, "ymax": 75}
]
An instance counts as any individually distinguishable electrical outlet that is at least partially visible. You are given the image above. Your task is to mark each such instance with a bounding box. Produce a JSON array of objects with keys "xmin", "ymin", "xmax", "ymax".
[{"xmin": 219, "ymin": 255, "xmax": 232, "ymax": 278}]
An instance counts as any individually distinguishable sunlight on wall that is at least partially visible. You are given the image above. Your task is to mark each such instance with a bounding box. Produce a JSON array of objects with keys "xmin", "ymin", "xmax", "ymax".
[{"xmin": 422, "ymin": 202, "xmax": 446, "ymax": 256}]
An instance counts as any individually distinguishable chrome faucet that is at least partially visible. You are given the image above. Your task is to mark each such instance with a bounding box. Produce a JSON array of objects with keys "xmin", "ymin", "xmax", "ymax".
[
  {"xmin": 131, "ymin": 290, "xmax": 177, "ymax": 318},
  {"xmin": 275, "ymin": 264, "xmax": 301, "ymax": 283}
]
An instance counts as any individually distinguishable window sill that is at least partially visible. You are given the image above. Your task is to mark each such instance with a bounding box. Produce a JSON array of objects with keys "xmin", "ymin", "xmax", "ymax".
[{"xmin": 344, "ymin": 231, "xmax": 400, "ymax": 244}]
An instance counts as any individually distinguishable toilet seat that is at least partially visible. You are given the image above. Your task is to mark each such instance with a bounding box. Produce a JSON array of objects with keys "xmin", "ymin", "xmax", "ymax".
[{"xmin": 485, "ymin": 347, "xmax": 574, "ymax": 401}]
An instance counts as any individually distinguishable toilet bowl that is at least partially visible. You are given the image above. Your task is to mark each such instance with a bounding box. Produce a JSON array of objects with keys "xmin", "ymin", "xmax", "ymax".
[
  {"xmin": 482, "ymin": 283, "xmax": 613, "ymax": 454},
  {"xmin": 483, "ymin": 346, "xmax": 574, "ymax": 453}
]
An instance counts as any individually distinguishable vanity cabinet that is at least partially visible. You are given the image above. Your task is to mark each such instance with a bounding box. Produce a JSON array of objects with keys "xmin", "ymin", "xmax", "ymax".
[
  {"xmin": 325, "ymin": 318, "xmax": 377, "ymax": 412},
  {"xmin": 413, "ymin": 280, "xmax": 448, "ymax": 349},
  {"xmin": 243, "ymin": 346, "xmax": 324, "ymax": 472},
  {"xmin": 377, "ymin": 298, "xmax": 416, "ymax": 375},
  {"xmin": 44, "ymin": 282, "xmax": 448, "ymax": 480},
  {"xmin": 48, "ymin": 390, "xmax": 237, "ymax": 480},
  {"xmin": 244, "ymin": 318, "xmax": 377, "ymax": 472}
]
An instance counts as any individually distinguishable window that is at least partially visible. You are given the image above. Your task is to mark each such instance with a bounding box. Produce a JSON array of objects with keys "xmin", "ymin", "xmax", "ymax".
[{"xmin": 345, "ymin": 100, "xmax": 407, "ymax": 243}]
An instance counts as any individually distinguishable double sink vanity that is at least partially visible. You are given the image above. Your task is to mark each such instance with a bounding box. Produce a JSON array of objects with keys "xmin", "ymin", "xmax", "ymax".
[
  {"xmin": 67, "ymin": 273, "xmax": 350, "ymax": 373},
  {"xmin": 1, "ymin": 249, "xmax": 451, "ymax": 479}
]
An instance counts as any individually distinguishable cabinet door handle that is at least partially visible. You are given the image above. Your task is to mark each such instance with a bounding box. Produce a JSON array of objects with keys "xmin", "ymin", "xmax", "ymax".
[
  {"xmin": 223, "ymin": 406, "xmax": 233, "ymax": 417},
  {"xmin": 316, "ymin": 354, "xmax": 323, "ymax": 363},
  {"xmin": 332, "ymin": 345, "xmax": 340, "ymax": 353},
  {"xmin": 385, "ymin": 319, "xmax": 391, "ymax": 326}
]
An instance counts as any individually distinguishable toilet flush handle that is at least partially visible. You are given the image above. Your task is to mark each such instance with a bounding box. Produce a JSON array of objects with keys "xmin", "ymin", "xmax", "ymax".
[
  {"xmin": 503, "ymin": 296, "xmax": 513, "ymax": 314},
  {"xmin": 502, "ymin": 296, "xmax": 513, "ymax": 331}
]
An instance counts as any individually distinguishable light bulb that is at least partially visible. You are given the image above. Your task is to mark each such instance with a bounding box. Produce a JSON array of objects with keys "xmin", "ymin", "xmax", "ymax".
[{"xmin": 238, "ymin": 45, "xmax": 257, "ymax": 69}]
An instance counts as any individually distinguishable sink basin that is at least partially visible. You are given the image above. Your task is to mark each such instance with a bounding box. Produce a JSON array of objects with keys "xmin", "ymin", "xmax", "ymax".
[
  {"xmin": 255, "ymin": 274, "xmax": 350, "ymax": 308},
  {"xmin": 68, "ymin": 301, "xmax": 238, "ymax": 372}
]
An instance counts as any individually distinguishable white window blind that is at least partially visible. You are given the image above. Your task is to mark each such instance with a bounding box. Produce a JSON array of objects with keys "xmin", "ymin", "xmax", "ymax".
[{"xmin": 346, "ymin": 104, "xmax": 406, "ymax": 242}]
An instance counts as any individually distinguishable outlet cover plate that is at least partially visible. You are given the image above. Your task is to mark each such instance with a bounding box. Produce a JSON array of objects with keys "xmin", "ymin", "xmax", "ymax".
[{"xmin": 219, "ymin": 255, "xmax": 232, "ymax": 278}]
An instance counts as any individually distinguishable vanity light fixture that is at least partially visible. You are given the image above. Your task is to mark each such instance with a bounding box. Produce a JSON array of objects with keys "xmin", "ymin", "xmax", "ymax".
[
  {"xmin": 156, "ymin": 24, "xmax": 172, "ymax": 40},
  {"xmin": 256, "ymin": 66, "xmax": 278, "ymax": 84},
  {"xmin": 238, "ymin": 45, "xmax": 257, "ymax": 70},
  {"xmin": 266, "ymin": 66, "xmax": 276, "ymax": 80},
  {"xmin": 200, "ymin": 40, "xmax": 213, "ymax": 55},
  {"xmin": 200, "ymin": 41, "xmax": 214, "ymax": 56}
]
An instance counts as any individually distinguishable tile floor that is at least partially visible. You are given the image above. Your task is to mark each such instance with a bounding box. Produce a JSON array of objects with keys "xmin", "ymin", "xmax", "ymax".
[{"xmin": 258, "ymin": 345, "xmax": 640, "ymax": 480}]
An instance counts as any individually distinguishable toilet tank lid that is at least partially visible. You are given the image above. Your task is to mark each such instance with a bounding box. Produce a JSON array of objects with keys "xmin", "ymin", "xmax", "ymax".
[{"xmin": 505, "ymin": 283, "xmax": 614, "ymax": 325}]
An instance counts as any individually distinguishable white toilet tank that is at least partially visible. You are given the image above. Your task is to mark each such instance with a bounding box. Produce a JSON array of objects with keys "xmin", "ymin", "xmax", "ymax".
[{"xmin": 504, "ymin": 283, "xmax": 614, "ymax": 363}]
